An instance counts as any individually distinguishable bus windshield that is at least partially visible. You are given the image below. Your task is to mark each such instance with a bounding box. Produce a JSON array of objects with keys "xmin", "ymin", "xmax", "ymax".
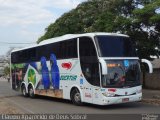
[
  {"xmin": 102, "ymin": 60, "xmax": 141, "ymax": 88},
  {"xmin": 95, "ymin": 36, "xmax": 137, "ymax": 57}
]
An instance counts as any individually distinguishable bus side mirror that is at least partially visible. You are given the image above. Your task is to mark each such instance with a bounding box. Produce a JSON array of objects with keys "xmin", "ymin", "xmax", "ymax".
[
  {"xmin": 141, "ymin": 59, "xmax": 153, "ymax": 73},
  {"xmin": 99, "ymin": 58, "xmax": 107, "ymax": 75}
]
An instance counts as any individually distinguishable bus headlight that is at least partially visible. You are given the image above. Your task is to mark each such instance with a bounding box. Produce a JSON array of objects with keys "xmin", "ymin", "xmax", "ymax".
[
  {"xmin": 137, "ymin": 89, "xmax": 142, "ymax": 94},
  {"xmin": 102, "ymin": 92, "xmax": 115, "ymax": 97}
]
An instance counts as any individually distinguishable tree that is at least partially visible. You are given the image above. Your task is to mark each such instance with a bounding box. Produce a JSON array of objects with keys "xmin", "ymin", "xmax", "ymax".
[
  {"xmin": 38, "ymin": 0, "xmax": 160, "ymax": 59},
  {"xmin": 38, "ymin": 0, "xmax": 136, "ymax": 42},
  {"xmin": 132, "ymin": 0, "xmax": 160, "ymax": 59},
  {"xmin": 3, "ymin": 66, "xmax": 10, "ymax": 76}
]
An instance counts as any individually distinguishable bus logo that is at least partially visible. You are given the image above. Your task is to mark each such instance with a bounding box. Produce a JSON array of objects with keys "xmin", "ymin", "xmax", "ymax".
[
  {"xmin": 124, "ymin": 60, "xmax": 129, "ymax": 67},
  {"xmin": 61, "ymin": 62, "xmax": 72, "ymax": 70}
]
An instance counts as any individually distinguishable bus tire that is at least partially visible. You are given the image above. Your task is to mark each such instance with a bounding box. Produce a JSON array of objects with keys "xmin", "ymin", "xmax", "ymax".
[
  {"xmin": 28, "ymin": 85, "xmax": 35, "ymax": 98},
  {"xmin": 21, "ymin": 85, "xmax": 28, "ymax": 97},
  {"xmin": 71, "ymin": 88, "xmax": 82, "ymax": 106}
]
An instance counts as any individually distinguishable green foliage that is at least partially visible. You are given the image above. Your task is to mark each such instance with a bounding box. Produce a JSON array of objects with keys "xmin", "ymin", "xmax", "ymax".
[
  {"xmin": 38, "ymin": 0, "xmax": 160, "ymax": 59},
  {"xmin": 132, "ymin": 0, "xmax": 160, "ymax": 59},
  {"xmin": 4, "ymin": 66, "xmax": 10, "ymax": 76}
]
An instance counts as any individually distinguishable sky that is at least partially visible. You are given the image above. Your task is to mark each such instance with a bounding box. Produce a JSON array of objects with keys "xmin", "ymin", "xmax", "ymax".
[{"xmin": 0, "ymin": 0, "xmax": 87, "ymax": 55}]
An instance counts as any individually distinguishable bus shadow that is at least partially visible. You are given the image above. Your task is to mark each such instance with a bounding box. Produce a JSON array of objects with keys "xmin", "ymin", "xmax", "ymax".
[
  {"xmin": 83, "ymin": 102, "xmax": 142, "ymax": 110},
  {"xmin": 19, "ymin": 94, "xmax": 73, "ymax": 104},
  {"xmin": 19, "ymin": 94, "xmax": 142, "ymax": 110}
]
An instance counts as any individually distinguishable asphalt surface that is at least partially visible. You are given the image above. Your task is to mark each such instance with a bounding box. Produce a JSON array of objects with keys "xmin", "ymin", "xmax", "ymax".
[{"xmin": 0, "ymin": 80, "xmax": 160, "ymax": 115}]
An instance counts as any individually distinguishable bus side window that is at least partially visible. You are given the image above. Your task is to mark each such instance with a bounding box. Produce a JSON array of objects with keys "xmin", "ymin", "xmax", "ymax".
[
  {"xmin": 79, "ymin": 37, "xmax": 100, "ymax": 86},
  {"xmin": 59, "ymin": 39, "xmax": 77, "ymax": 59},
  {"xmin": 28, "ymin": 48, "xmax": 36, "ymax": 62}
]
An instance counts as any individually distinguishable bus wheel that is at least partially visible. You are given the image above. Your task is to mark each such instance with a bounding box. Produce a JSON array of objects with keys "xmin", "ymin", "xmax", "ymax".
[
  {"xmin": 71, "ymin": 88, "xmax": 82, "ymax": 105},
  {"xmin": 28, "ymin": 85, "xmax": 35, "ymax": 98},
  {"xmin": 21, "ymin": 85, "xmax": 28, "ymax": 97}
]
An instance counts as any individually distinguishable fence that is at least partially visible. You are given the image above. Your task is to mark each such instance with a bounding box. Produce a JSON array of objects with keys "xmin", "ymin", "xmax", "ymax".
[{"xmin": 142, "ymin": 68, "xmax": 160, "ymax": 90}]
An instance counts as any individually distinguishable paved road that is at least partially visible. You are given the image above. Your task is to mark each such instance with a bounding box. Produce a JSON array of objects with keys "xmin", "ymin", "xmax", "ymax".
[{"xmin": 0, "ymin": 80, "xmax": 160, "ymax": 114}]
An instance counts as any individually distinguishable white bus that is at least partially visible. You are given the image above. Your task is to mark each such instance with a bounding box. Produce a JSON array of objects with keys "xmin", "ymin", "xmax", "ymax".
[{"xmin": 10, "ymin": 33, "xmax": 153, "ymax": 105}]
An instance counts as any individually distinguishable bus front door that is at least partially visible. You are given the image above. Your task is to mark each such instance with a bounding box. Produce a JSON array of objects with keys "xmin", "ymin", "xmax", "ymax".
[{"xmin": 79, "ymin": 37, "xmax": 100, "ymax": 104}]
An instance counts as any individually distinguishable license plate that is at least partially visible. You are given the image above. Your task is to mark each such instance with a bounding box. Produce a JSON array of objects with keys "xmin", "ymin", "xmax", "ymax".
[{"xmin": 122, "ymin": 98, "xmax": 129, "ymax": 102}]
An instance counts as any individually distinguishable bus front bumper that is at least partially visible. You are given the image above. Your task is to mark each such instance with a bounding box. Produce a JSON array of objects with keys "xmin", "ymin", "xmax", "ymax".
[{"xmin": 101, "ymin": 93, "xmax": 142, "ymax": 105}]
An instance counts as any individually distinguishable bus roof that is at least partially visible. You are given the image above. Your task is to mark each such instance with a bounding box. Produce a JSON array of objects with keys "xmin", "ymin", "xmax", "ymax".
[{"xmin": 11, "ymin": 32, "xmax": 128, "ymax": 53}]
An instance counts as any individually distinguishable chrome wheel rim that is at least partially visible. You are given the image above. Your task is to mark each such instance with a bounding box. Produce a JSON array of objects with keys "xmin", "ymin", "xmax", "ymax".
[
  {"xmin": 29, "ymin": 88, "xmax": 34, "ymax": 97},
  {"xmin": 22, "ymin": 88, "xmax": 26, "ymax": 96},
  {"xmin": 74, "ymin": 93, "xmax": 81, "ymax": 103}
]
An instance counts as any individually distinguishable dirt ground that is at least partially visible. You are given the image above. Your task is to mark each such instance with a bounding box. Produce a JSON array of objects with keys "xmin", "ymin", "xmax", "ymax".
[
  {"xmin": 142, "ymin": 99, "xmax": 160, "ymax": 106},
  {"xmin": 0, "ymin": 98, "xmax": 23, "ymax": 114},
  {"xmin": 142, "ymin": 89, "xmax": 160, "ymax": 106}
]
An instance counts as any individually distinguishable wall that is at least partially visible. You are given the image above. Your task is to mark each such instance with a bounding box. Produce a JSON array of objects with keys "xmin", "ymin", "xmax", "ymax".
[{"xmin": 143, "ymin": 69, "xmax": 160, "ymax": 90}]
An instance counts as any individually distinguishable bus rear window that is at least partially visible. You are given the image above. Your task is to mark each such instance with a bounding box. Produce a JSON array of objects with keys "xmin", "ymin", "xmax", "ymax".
[{"xmin": 95, "ymin": 36, "xmax": 137, "ymax": 57}]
